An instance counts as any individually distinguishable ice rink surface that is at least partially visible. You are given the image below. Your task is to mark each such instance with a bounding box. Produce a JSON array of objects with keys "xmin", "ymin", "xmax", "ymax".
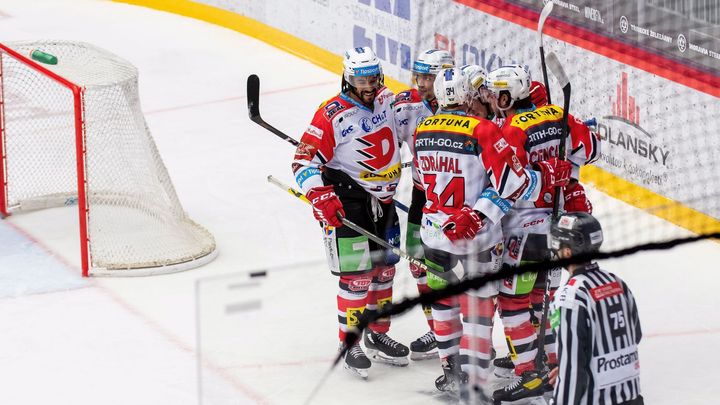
[{"xmin": 1, "ymin": 1, "xmax": 719, "ymax": 404}]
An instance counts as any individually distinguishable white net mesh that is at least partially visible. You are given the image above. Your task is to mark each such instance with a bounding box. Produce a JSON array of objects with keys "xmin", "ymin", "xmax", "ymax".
[{"xmin": 0, "ymin": 40, "xmax": 216, "ymax": 275}]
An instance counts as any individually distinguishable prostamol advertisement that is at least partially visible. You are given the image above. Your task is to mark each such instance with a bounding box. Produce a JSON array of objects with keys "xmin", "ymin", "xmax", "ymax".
[{"xmin": 198, "ymin": 0, "xmax": 719, "ymax": 220}]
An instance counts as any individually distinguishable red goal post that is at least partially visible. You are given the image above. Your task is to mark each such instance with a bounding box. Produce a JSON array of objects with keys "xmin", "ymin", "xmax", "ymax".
[{"xmin": 0, "ymin": 41, "xmax": 217, "ymax": 276}]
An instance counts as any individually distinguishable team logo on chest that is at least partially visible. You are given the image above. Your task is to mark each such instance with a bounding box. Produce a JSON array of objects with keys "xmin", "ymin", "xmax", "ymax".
[
  {"xmin": 355, "ymin": 127, "xmax": 396, "ymax": 171},
  {"xmin": 416, "ymin": 115, "xmax": 428, "ymax": 127},
  {"xmin": 360, "ymin": 117, "xmax": 373, "ymax": 132}
]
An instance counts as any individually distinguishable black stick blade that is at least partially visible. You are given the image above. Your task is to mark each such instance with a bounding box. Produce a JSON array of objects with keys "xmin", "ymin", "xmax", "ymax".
[{"xmin": 247, "ymin": 74, "xmax": 260, "ymax": 120}]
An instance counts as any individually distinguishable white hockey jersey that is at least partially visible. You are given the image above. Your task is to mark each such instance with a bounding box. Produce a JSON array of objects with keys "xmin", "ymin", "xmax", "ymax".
[
  {"xmin": 414, "ymin": 110, "xmax": 534, "ymax": 254},
  {"xmin": 292, "ymin": 88, "xmax": 401, "ymax": 202},
  {"xmin": 393, "ymin": 89, "xmax": 437, "ymax": 189}
]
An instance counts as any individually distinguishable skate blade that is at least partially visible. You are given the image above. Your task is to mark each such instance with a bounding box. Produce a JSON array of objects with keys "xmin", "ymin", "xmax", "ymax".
[
  {"xmin": 343, "ymin": 363, "xmax": 368, "ymax": 379},
  {"xmin": 492, "ymin": 367, "xmax": 515, "ymax": 379},
  {"xmin": 493, "ymin": 393, "xmax": 547, "ymax": 405},
  {"xmin": 410, "ymin": 348, "xmax": 439, "ymax": 361},
  {"xmin": 435, "ymin": 381, "xmax": 459, "ymax": 393},
  {"xmin": 366, "ymin": 348, "xmax": 409, "ymax": 367}
]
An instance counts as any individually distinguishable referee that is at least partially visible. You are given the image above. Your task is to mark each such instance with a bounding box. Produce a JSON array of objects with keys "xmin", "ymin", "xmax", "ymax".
[{"xmin": 547, "ymin": 212, "xmax": 643, "ymax": 405}]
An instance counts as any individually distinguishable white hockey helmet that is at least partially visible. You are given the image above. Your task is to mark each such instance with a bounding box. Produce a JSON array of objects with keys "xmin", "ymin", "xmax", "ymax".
[
  {"xmin": 342, "ymin": 46, "xmax": 383, "ymax": 87},
  {"xmin": 412, "ymin": 49, "xmax": 455, "ymax": 75},
  {"xmin": 433, "ymin": 67, "xmax": 469, "ymax": 108},
  {"xmin": 486, "ymin": 65, "xmax": 531, "ymax": 104},
  {"xmin": 460, "ymin": 64, "xmax": 488, "ymax": 97}
]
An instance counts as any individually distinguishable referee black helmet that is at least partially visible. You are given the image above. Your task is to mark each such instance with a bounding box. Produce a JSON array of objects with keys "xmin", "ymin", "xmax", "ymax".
[{"xmin": 550, "ymin": 212, "xmax": 603, "ymax": 255}]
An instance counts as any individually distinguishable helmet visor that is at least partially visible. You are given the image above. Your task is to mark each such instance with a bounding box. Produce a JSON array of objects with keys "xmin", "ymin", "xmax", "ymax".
[
  {"xmin": 550, "ymin": 228, "xmax": 584, "ymax": 251},
  {"xmin": 349, "ymin": 63, "xmax": 381, "ymax": 77},
  {"xmin": 348, "ymin": 73, "xmax": 382, "ymax": 90}
]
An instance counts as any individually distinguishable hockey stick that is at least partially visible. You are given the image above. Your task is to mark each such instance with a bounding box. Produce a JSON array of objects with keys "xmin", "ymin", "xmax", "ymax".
[
  {"xmin": 248, "ymin": 74, "xmax": 411, "ymax": 168},
  {"xmin": 268, "ymin": 175, "xmax": 427, "ymax": 271},
  {"xmin": 535, "ymin": 51, "xmax": 571, "ymax": 372},
  {"xmin": 546, "ymin": 52, "xmax": 570, "ymax": 219},
  {"xmin": 270, "ymin": 172, "xmax": 433, "ymax": 404},
  {"xmin": 247, "ymin": 74, "xmax": 410, "ymax": 213},
  {"xmin": 538, "ymin": 1, "xmax": 554, "ymax": 104},
  {"xmin": 247, "ymin": 74, "xmax": 300, "ymax": 146}
]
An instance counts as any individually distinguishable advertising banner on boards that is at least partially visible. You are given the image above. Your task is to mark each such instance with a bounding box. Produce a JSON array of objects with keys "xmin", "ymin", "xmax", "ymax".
[{"xmin": 197, "ymin": 0, "xmax": 719, "ymax": 220}]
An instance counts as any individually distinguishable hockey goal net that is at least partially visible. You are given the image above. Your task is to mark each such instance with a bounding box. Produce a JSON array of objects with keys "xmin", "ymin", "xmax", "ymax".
[{"xmin": 0, "ymin": 40, "xmax": 217, "ymax": 276}]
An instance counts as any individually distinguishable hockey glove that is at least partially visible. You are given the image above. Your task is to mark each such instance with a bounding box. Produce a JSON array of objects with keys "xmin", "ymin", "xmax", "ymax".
[
  {"xmin": 530, "ymin": 81, "xmax": 548, "ymax": 107},
  {"xmin": 442, "ymin": 206, "xmax": 484, "ymax": 242},
  {"xmin": 534, "ymin": 158, "xmax": 572, "ymax": 193},
  {"xmin": 307, "ymin": 185, "xmax": 345, "ymax": 228},
  {"xmin": 563, "ymin": 180, "xmax": 593, "ymax": 213}
]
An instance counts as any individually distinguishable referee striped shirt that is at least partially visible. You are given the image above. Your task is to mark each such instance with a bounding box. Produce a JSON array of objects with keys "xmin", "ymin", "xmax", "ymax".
[{"xmin": 551, "ymin": 262, "xmax": 642, "ymax": 405}]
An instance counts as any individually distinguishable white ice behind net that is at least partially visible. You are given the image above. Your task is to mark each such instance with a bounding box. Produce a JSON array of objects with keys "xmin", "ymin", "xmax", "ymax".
[{"xmin": 1, "ymin": 40, "xmax": 216, "ymax": 274}]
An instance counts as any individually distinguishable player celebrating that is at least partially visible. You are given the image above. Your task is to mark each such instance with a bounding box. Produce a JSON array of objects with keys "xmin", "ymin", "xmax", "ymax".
[
  {"xmin": 521, "ymin": 77, "xmax": 595, "ymax": 352},
  {"xmin": 393, "ymin": 49, "xmax": 455, "ymax": 361},
  {"xmin": 484, "ymin": 65, "xmax": 601, "ymax": 403},
  {"xmin": 524, "ymin": 79, "xmax": 595, "ymax": 216},
  {"xmin": 426, "ymin": 63, "xmax": 493, "ymax": 385},
  {"xmin": 413, "ymin": 67, "xmax": 571, "ymax": 398},
  {"xmin": 460, "ymin": 64, "xmax": 492, "ymax": 119},
  {"xmin": 291, "ymin": 46, "xmax": 407, "ymax": 378},
  {"xmin": 548, "ymin": 212, "xmax": 643, "ymax": 405}
]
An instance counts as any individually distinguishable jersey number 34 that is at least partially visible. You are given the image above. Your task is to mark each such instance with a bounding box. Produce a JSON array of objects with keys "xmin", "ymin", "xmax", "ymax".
[{"xmin": 424, "ymin": 174, "xmax": 465, "ymax": 211}]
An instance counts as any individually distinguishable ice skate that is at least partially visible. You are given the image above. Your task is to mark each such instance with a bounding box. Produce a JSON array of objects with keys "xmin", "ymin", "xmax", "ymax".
[
  {"xmin": 409, "ymin": 330, "xmax": 438, "ymax": 360},
  {"xmin": 435, "ymin": 355, "xmax": 468, "ymax": 392},
  {"xmin": 492, "ymin": 354, "xmax": 515, "ymax": 379},
  {"xmin": 341, "ymin": 342, "xmax": 370, "ymax": 379},
  {"xmin": 492, "ymin": 370, "xmax": 548, "ymax": 404},
  {"xmin": 363, "ymin": 330, "xmax": 409, "ymax": 366}
]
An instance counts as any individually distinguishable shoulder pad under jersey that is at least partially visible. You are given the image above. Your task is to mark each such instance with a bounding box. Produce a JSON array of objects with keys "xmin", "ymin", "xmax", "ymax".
[
  {"xmin": 536, "ymin": 104, "xmax": 564, "ymax": 114},
  {"xmin": 510, "ymin": 105, "xmax": 563, "ymax": 130},
  {"xmin": 318, "ymin": 94, "xmax": 351, "ymax": 122},
  {"xmin": 376, "ymin": 86, "xmax": 395, "ymax": 106},
  {"xmin": 392, "ymin": 89, "xmax": 421, "ymax": 107}
]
